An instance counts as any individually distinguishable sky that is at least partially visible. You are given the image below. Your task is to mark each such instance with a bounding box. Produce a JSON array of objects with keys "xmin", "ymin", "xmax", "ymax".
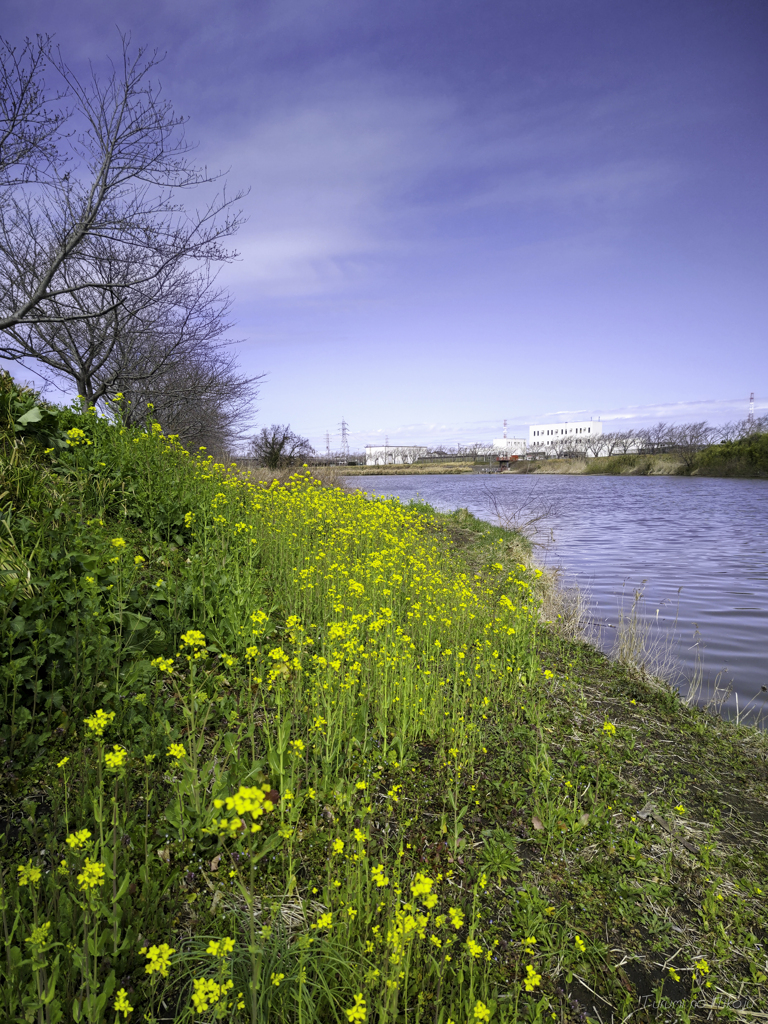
[{"xmin": 2, "ymin": 0, "xmax": 767, "ymax": 450}]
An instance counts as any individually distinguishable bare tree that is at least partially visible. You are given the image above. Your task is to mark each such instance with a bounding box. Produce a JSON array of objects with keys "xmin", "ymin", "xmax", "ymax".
[
  {"xmin": 583, "ymin": 432, "xmax": 606, "ymax": 458},
  {"xmin": 600, "ymin": 431, "xmax": 623, "ymax": 457},
  {"xmin": 640, "ymin": 421, "xmax": 675, "ymax": 453},
  {"xmin": 1, "ymin": 35, "xmax": 65, "ymax": 186},
  {"xmin": 250, "ymin": 425, "xmax": 315, "ymax": 469},
  {"xmin": 3, "ymin": 247, "xmax": 242, "ymax": 405},
  {"xmin": 716, "ymin": 416, "xmax": 768, "ymax": 443},
  {"xmin": 0, "ymin": 33, "xmax": 243, "ymax": 337},
  {"xmin": 120, "ymin": 342, "xmax": 259, "ymax": 455},
  {"xmin": 525, "ymin": 440, "xmax": 546, "ymax": 459},
  {"xmin": 669, "ymin": 422, "xmax": 715, "ymax": 468},
  {"xmin": 613, "ymin": 429, "xmax": 638, "ymax": 454}
]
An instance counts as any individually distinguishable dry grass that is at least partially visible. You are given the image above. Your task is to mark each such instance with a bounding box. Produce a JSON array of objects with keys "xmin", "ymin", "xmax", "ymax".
[
  {"xmin": 538, "ymin": 567, "xmax": 592, "ymax": 643},
  {"xmin": 234, "ymin": 464, "xmax": 347, "ymax": 488}
]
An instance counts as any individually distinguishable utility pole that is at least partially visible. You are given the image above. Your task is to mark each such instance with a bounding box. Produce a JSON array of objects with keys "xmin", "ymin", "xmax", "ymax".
[
  {"xmin": 503, "ymin": 418, "xmax": 507, "ymax": 440},
  {"xmin": 325, "ymin": 431, "xmax": 331, "ymax": 459},
  {"xmin": 339, "ymin": 418, "xmax": 349, "ymax": 458},
  {"xmin": 748, "ymin": 392, "xmax": 755, "ymax": 427}
]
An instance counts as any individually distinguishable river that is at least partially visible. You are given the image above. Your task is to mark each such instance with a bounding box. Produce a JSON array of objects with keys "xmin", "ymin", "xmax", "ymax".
[{"xmin": 347, "ymin": 473, "xmax": 768, "ymax": 724}]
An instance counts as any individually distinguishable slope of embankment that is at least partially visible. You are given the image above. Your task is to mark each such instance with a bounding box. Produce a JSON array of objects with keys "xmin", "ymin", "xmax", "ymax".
[{"xmin": 1, "ymin": 373, "xmax": 766, "ymax": 1023}]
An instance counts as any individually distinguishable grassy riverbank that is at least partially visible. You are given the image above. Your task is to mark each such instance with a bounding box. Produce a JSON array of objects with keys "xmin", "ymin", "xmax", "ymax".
[
  {"xmin": 345, "ymin": 442, "xmax": 768, "ymax": 478},
  {"xmin": 1, "ymin": 375, "xmax": 766, "ymax": 1023},
  {"xmin": 505, "ymin": 454, "xmax": 686, "ymax": 476},
  {"xmin": 343, "ymin": 462, "xmax": 476, "ymax": 476}
]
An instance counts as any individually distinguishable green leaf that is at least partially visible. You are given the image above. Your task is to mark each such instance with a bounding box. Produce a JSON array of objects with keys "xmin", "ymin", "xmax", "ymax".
[
  {"xmin": 15, "ymin": 406, "xmax": 44, "ymax": 426},
  {"xmin": 253, "ymin": 830, "xmax": 283, "ymax": 864}
]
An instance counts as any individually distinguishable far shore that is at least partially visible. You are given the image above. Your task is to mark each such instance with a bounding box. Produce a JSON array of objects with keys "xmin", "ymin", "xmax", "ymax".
[{"xmin": 343, "ymin": 451, "xmax": 767, "ymax": 478}]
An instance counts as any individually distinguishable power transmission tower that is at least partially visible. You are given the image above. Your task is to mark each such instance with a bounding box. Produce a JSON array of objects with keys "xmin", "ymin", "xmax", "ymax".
[
  {"xmin": 748, "ymin": 392, "xmax": 755, "ymax": 427},
  {"xmin": 325, "ymin": 431, "xmax": 330, "ymax": 458},
  {"xmin": 339, "ymin": 418, "xmax": 349, "ymax": 457}
]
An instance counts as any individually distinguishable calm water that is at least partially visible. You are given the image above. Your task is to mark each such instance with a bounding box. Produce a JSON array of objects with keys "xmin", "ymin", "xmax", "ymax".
[{"xmin": 348, "ymin": 474, "xmax": 768, "ymax": 721}]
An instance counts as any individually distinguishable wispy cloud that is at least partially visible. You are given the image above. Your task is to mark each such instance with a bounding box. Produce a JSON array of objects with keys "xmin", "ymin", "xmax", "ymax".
[{"xmin": 210, "ymin": 62, "xmax": 685, "ymax": 301}]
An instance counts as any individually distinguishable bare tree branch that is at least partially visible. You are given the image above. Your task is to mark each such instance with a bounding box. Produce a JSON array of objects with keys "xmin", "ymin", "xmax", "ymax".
[{"xmin": 0, "ymin": 32, "xmax": 245, "ymax": 334}]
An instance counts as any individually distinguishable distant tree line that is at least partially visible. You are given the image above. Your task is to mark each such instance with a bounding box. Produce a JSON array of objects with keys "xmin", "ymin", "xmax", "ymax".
[
  {"xmin": 0, "ymin": 33, "xmax": 259, "ymax": 454},
  {"xmin": 526, "ymin": 417, "xmax": 768, "ymax": 467},
  {"xmin": 242, "ymin": 418, "xmax": 768, "ymax": 471}
]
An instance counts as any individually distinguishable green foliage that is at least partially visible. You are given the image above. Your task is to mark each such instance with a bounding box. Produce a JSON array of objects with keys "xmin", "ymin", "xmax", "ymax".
[{"xmin": 695, "ymin": 430, "xmax": 768, "ymax": 477}]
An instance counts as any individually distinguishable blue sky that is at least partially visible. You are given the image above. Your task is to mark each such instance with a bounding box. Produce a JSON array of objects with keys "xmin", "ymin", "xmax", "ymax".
[{"xmin": 3, "ymin": 0, "xmax": 767, "ymax": 449}]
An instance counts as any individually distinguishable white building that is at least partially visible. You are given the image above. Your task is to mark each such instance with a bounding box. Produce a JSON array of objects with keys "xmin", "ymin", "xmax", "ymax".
[
  {"xmin": 365, "ymin": 445, "xmax": 428, "ymax": 466},
  {"xmin": 528, "ymin": 420, "xmax": 602, "ymax": 453},
  {"xmin": 492, "ymin": 437, "xmax": 527, "ymax": 456}
]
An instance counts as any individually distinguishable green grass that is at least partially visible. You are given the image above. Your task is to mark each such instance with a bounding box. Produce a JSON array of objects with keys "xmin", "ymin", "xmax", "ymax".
[{"xmin": 1, "ymin": 372, "xmax": 766, "ymax": 1024}]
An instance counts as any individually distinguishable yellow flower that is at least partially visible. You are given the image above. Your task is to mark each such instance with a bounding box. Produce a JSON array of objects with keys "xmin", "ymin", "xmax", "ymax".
[
  {"xmin": 111, "ymin": 537, "xmax": 126, "ymax": 549},
  {"xmin": 694, "ymin": 959, "xmax": 710, "ymax": 975},
  {"xmin": 57, "ymin": 757, "xmax": 70, "ymax": 768},
  {"xmin": 114, "ymin": 988, "xmax": 133, "ymax": 1015},
  {"xmin": 151, "ymin": 656, "xmax": 174, "ymax": 673},
  {"xmin": 212, "ymin": 783, "xmax": 277, "ymax": 834},
  {"xmin": 314, "ymin": 912, "xmax": 332, "ymax": 930},
  {"xmin": 180, "ymin": 629, "xmax": 206, "ymax": 648},
  {"xmin": 134, "ymin": 555, "xmax": 145, "ymax": 565},
  {"xmin": 83, "ymin": 709, "xmax": 115, "ymax": 737},
  {"xmin": 523, "ymin": 964, "xmax": 542, "ymax": 991},
  {"xmin": 466, "ymin": 938, "xmax": 483, "ymax": 958},
  {"xmin": 603, "ymin": 721, "xmax": 616, "ymax": 736},
  {"xmin": 104, "ymin": 745, "xmax": 128, "ymax": 771},
  {"xmin": 333, "ymin": 838, "xmax": 345, "ymax": 855},
  {"xmin": 473, "ymin": 1000, "xmax": 491, "ymax": 1022},
  {"xmin": 167, "ymin": 743, "xmax": 186, "ymax": 760},
  {"xmin": 142, "ymin": 942, "xmax": 175, "ymax": 978},
  {"xmin": 66, "ymin": 828, "xmax": 92, "ymax": 849},
  {"xmin": 17, "ymin": 861, "xmax": 41, "ymax": 886},
  {"xmin": 371, "ymin": 864, "xmax": 389, "ymax": 887},
  {"xmin": 207, "ymin": 937, "xmax": 235, "ymax": 958},
  {"xmin": 448, "ymin": 906, "xmax": 464, "ymax": 930},
  {"xmin": 410, "ymin": 873, "xmax": 434, "ymax": 898},
  {"xmin": 574, "ymin": 934, "xmax": 586, "ymax": 953},
  {"xmin": 669, "ymin": 967, "xmax": 681, "ymax": 982},
  {"xmin": 191, "ymin": 977, "xmax": 233, "ymax": 1011},
  {"xmin": 674, "ymin": 804, "xmax": 686, "ymax": 814},
  {"xmin": 77, "ymin": 858, "xmax": 106, "ymax": 891},
  {"xmin": 25, "ymin": 921, "xmax": 52, "ymax": 952},
  {"xmin": 271, "ymin": 972, "xmax": 285, "ymax": 986},
  {"xmin": 346, "ymin": 993, "xmax": 367, "ymax": 1022},
  {"xmin": 66, "ymin": 427, "xmax": 92, "ymax": 446}
]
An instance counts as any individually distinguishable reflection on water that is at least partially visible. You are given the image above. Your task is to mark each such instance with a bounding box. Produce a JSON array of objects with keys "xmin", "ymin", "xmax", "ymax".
[{"xmin": 348, "ymin": 473, "xmax": 768, "ymax": 722}]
